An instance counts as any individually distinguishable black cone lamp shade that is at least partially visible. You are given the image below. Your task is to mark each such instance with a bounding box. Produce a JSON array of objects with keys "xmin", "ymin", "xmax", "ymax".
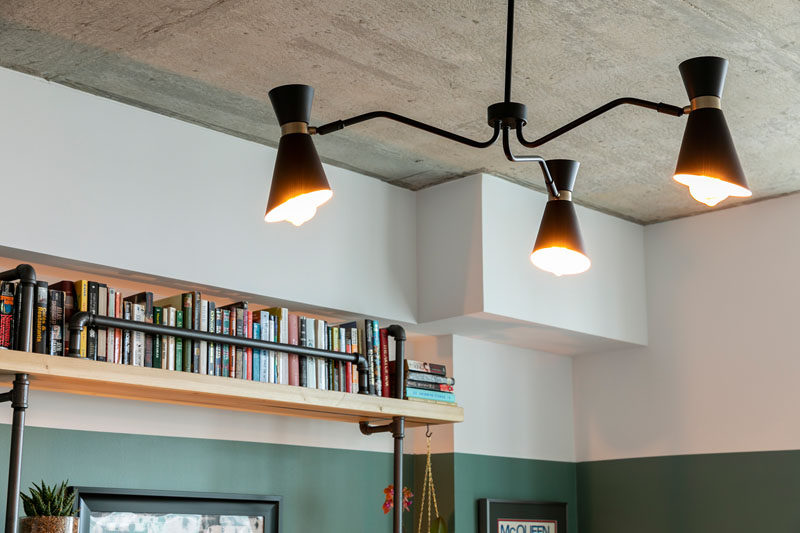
[
  {"xmin": 673, "ymin": 57, "xmax": 751, "ymax": 207},
  {"xmin": 265, "ymin": 84, "xmax": 332, "ymax": 226},
  {"xmin": 530, "ymin": 160, "xmax": 591, "ymax": 276}
]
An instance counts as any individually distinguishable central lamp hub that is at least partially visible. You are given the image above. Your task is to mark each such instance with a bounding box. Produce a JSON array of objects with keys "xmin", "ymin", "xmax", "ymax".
[{"xmin": 487, "ymin": 102, "xmax": 528, "ymax": 128}]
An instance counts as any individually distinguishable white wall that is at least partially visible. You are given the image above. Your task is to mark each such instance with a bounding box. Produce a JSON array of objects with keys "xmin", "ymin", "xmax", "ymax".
[
  {"xmin": 0, "ymin": 68, "xmax": 417, "ymax": 324},
  {"xmin": 452, "ymin": 335, "xmax": 576, "ymax": 462},
  {"xmin": 573, "ymin": 192, "xmax": 800, "ymax": 462},
  {"xmin": 481, "ymin": 174, "xmax": 648, "ymax": 346}
]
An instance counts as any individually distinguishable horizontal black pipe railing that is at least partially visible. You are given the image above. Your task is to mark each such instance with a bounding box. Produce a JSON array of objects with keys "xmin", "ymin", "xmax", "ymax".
[{"xmin": 68, "ymin": 311, "xmax": 371, "ymax": 393}]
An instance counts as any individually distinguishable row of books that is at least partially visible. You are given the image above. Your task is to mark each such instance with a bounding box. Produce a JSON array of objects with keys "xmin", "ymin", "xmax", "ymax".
[
  {"xmin": 2, "ymin": 278, "xmax": 408, "ymax": 396},
  {"xmin": 390, "ymin": 359, "xmax": 456, "ymax": 404}
]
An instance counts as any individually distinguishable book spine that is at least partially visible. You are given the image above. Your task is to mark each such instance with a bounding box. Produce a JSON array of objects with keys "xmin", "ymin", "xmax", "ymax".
[
  {"xmin": 181, "ymin": 293, "xmax": 192, "ymax": 372},
  {"xmin": 106, "ymin": 288, "xmax": 116, "ymax": 363},
  {"xmin": 167, "ymin": 307, "xmax": 176, "ymax": 370},
  {"xmin": 87, "ymin": 281, "xmax": 99, "ymax": 360},
  {"xmin": 74, "ymin": 281, "xmax": 89, "ymax": 357},
  {"xmin": 191, "ymin": 292, "xmax": 201, "ymax": 373},
  {"xmin": 305, "ymin": 318, "xmax": 316, "ymax": 389},
  {"xmin": 405, "ymin": 380, "xmax": 454, "ymax": 392},
  {"xmin": 288, "ymin": 314, "xmax": 299, "ymax": 386},
  {"xmin": 404, "ymin": 387, "xmax": 456, "ymax": 403},
  {"xmin": 199, "ymin": 300, "xmax": 208, "ymax": 375},
  {"xmin": 235, "ymin": 307, "xmax": 244, "ymax": 379},
  {"xmin": 144, "ymin": 292, "xmax": 154, "ymax": 368},
  {"xmin": 380, "ymin": 328, "xmax": 390, "ymax": 398},
  {"xmin": 365, "ymin": 321, "xmax": 375, "ymax": 395},
  {"xmin": 131, "ymin": 303, "xmax": 145, "ymax": 367},
  {"xmin": 253, "ymin": 320, "xmax": 261, "ymax": 382},
  {"xmin": 222, "ymin": 309, "xmax": 230, "ymax": 377},
  {"xmin": 244, "ymin": 306, "xmax": 252, "ymax": 380},
  {"xmin": 405, "ymin": 371, "xmax": 455, "ymax": 385},
  {"xmin": 46, "ymin": 289, "xmax": 65, "ymax": 356},
  {"xmin": 97, "ymin": 284, "xmax": 107, "ymax": 362},
  {"xmin": 396, "ymin": 359, "xmax": 447, "ymax": 376},
  {"xmin": 0, "ymin": 283, "xmax": 13, "ymax": 350},
  {"xmin": 152, "ymin": 306, "xmax": 163, "ymax": 370},
  {"xmin": 299, "ymin": 316, "xmax": 307, "ymax": 387},
  {"xmin": 122, "ymin": 301, "xmax": 132, "ymax": 365},
  {"xmin": 175, "ymin": 309, "xmax": 184, "ymax": 371},
  {"xmin": 33, "ymin": 281, "xmax": 48, "ymax": 353},
  {"xmin": 207, "ymin": 301, "xmax": 216, "ymax": 376},
  {"xmin": 215, "ymin": 309, "xmax": 222, "ymax": 377},
  {"xmin": 113, "ymin": 290, "xmax": 122, "ymax": 364},
  {"xmin": 372, "ymin": 320, "xmax": 381, "ymax": 397}
]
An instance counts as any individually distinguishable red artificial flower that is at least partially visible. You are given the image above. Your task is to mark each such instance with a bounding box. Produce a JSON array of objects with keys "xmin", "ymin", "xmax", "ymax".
[{"xmin": 382, "ymin": 484, "xmax": 413, "ymax": 514}]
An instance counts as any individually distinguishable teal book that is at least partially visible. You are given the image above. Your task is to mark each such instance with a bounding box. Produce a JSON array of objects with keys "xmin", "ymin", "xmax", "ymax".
[{"xmin": 404, "ymin": 387, "xmax": 456, "ymax": 403}]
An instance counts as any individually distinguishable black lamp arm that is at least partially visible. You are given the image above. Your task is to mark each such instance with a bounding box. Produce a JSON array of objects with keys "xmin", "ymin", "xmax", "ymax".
[
  {"xmin": 314, "ymin": 111, "xmax": 501, "ymax": 149},
  {"xmin": 502, "ymin": 127, "xmax": 558, "ymax": 198},
  {"xmin": 516, "ymin": 97, "xmax": 686, "ymax": 149}
]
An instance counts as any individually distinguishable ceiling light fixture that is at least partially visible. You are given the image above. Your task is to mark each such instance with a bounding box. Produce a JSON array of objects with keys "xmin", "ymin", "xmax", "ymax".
[
  {"xmin": 530, "ymin": 160, "xmax": 590, "ymax": 277},
  {"xmin": 265, "ymin": 0, "xmax": 750, "ymax": 275}
]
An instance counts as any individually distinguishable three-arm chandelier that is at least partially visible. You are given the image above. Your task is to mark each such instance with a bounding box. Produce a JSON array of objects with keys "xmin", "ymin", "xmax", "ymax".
[{"xmin": 264, "ymin": 0, "xmax": 750, "ymax": 276}]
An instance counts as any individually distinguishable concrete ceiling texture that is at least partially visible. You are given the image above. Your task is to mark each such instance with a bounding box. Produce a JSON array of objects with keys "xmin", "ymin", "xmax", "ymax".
[{"xmin": 1, "ymin": 0, "xmax": 798, "ymax": 223}]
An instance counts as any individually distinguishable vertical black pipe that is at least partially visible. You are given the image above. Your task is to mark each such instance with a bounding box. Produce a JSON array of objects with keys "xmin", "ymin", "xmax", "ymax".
[
  {"xmin": 387, "ymin": 326, "xmax": 406, "ymax": 533},
  {"xmin": 5, "ymin": 374, "xmax": 29, "ymax": 533},
  {"xmin": 504, "ymin": 0, "xmax": 515, "ymax": 102}
]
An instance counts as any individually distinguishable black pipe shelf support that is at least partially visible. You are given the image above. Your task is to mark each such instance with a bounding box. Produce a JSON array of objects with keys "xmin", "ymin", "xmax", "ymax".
[
  {"xmin": 66, "ymin": 313, "xmax": 410, "ymax": 533},
  {"xmin": 0, "ymin": 265, "xmax": 37, "ymax": 533}
]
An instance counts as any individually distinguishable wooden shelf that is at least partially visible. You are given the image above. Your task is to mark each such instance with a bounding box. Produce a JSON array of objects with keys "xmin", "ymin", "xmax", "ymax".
[{"xmin": 0, "ymin": 350, "xmax": 463, "ymax": 427}]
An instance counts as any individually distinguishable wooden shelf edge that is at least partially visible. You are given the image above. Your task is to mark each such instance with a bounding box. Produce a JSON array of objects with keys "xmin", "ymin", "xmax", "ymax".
[{"xmin": 0, "ymin": 350, "xmax": 463, "ymax": 427}]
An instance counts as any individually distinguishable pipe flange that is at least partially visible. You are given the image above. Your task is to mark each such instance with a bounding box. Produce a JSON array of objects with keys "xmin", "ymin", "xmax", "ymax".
[{"xmin": 487, "ymin": 102, "xmax": 528, "ymax": 128}]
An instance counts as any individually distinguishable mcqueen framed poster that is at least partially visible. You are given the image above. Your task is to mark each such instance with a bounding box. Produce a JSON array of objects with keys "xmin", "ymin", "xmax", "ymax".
[{"xmin": 478, "ymin": 499, "xmax": 567, "ymax": 533}]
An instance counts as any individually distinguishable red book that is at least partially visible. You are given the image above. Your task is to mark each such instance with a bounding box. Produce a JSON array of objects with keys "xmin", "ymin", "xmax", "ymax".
[
  {"xmin": 288, "ymin": 313, "xmax": 300, "ymax": 386},
  {"xmin": 379, "ymin": 328, "xmax": 390, "ymax": 398}
]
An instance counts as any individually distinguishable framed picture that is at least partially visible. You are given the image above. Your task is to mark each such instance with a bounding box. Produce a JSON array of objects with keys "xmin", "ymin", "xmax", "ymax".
[
  {"xmin": 478, "ymin": 499, "xmax": 567, "ymax": 533},
  {"xmin": 73, "ymin": 487, "xmax": 281, "ymax": 533}
]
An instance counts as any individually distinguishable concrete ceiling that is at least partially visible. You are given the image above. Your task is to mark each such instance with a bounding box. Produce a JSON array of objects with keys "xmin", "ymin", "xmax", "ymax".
[{"xmin": 1, "ymin": 0, "xmax": 798, "ymax": 223}]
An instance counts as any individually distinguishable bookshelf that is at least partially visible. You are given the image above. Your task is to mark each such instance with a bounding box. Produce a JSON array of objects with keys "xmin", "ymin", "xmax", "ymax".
[
  {"xmin": 0, "ymin": 349, "xmax": 463, "ymax": 426},
  {"xmin": 0, "ymin": 260, "xmax": 462, "ymax": 533}
]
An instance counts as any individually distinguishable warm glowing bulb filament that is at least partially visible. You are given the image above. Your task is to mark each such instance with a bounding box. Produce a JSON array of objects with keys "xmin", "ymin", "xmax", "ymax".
[{"xmin": 674, "ymin": 174, "xmax": 751, "ymax": 207}]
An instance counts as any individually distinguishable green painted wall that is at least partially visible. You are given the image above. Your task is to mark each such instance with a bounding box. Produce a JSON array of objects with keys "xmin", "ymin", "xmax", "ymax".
[
  {"xmin": 0, "ymin": 425, "xmax": 411, "ymax": 533},
  {"xmin": 453, "ymin": 453, "xmax": 578, "ymax": 533},
  {"xmin": 0, "ymin": 426, "xmax": 581, "ymax": 533},
  {"xmin": 577, "ymin": 450, "xmax": 800, "ymax": 533}
]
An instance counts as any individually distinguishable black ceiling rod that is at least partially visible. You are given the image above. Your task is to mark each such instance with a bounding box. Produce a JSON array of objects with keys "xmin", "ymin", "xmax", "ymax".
[
  {"xmin": 314, "ymin": 112, "xmax": 500, "ymax": 149},
  {"xmin": 515, "ymin": 98, "xmax": 685, "ymax": 148},
  {"xmin": 501, "ymin": 127, "xmax": 559, "ymax": 198},
  {"xmin": 504, "ymin": 0, "xmax": 515, "ymax": 103}
]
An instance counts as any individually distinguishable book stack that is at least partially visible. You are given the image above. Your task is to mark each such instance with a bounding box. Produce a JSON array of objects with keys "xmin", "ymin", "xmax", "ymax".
[
  {"xmin": 9, "ymin": 277, "xmax": 419, "ymax": 398},
  {"xmin": 389, "ymin": 359, "xmax": 456, "ymax": 404}
]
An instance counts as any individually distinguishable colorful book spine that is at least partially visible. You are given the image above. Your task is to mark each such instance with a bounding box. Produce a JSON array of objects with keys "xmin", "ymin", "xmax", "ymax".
[
  {"xmin": 106, "ymin": 287, "xmax": 117, "ymax": 363},
  {"xmin": 0, "ymin": 282, "xmax": 16, "ymax": 350},
  {"xmin": 221, "ymin": 309, "xmax": 230, "ymax": 377},
  {"xmin": 46, "ymin": 289, "xmax": 65, "ymax": 356},
  {"xmin": 406, "ymin": 380, "xmax": 454, "ymax": 392},
  {"xmin": 214, "ymin": 309, "xmax": 222, "ymax": 377},
  {"xmin": 122, "ymin": 301, "xmax": 132, "ymax": 365},
  {"xmin": 113, "ymin": 289, "xmax": 122, "ymax": 364},
  {"xmin": 152, "ymin": 306, "xmax": 163, "ymax": 370},
  {"xmin": 199, "ymin": 299, "xmax": 208, "ymax": 375},
  {"xmin": 364, "ymin": 320, "xmax": 376, "ymax": 395},
  {"xmin": 207, "ymin": 300, "xmax": 216, "ymax": 376},
  {"xmin": 298, "ymin": 316, "xmax": 307, "ymax": 387},
  {"xmin": 48, "ymin": 281, "xmax": 75, "ymax": 354},
  {"xmin": 74, "ymin": 280, "xmax": 89, "ymax": 357},
  {"xmin": 86, "ymin": 281, "xmax": 100, "ymax": 360},
  {"xmin": 131, "ymin": 303, "xmax": 145, "ymax": 367},
  {"xmin": 33, "ymin": 280, "xmax": 48, "ymax": 354},
  {"xmin": 97, "ymin": 284, "xmax": 108, "ymax": 362},
  {"xmin": 253, "ymin": 320, "xmax": 261, "ymax": 382},
  {"xmin": 379, "ymin": 328, "xmax": 390, "ymax": 398},
  {"xmin": 404, "ymin": 387, "xmax": 456, "ymax": 403},
  {"xmin": 405, "ymin": 371, "xmax": 455, "ymax": 385},
  {"xmin": 288, "ymin": 313, "xmax": 300, "ymax": 386}
]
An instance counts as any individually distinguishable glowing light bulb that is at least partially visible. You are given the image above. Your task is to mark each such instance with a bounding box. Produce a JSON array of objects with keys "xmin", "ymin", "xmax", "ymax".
[
  {"xmin": 530, "ymin": 247, "xmax": 591, "ymax": 277},
  {"xmin": 674, "ymin": 174, "xmax": 751, "ymax": 207},
  {"xmin": 265, "ymin": 189, "xmax": 333, "ymax": 226}
]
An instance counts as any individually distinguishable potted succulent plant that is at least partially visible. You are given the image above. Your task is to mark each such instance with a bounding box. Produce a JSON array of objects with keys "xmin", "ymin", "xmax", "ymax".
[{"xmin": 19, "ymin": 480, "xmax": 78, "ymax": 533}]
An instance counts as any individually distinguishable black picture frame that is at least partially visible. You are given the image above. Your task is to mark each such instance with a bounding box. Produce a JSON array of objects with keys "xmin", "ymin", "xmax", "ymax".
[
  {"xmin": 72, "ymin": 487, "xmax": 281, "ymax": 533},
  {"xmin": 478, "ymin": 499, "xmax": 567, "ymax": 533}
]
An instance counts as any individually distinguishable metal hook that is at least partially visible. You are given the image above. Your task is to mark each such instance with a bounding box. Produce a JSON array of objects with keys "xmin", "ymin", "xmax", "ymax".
[{"xmin": 426, "ymin": 424, "xmax": 432, "ymax": 438}]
